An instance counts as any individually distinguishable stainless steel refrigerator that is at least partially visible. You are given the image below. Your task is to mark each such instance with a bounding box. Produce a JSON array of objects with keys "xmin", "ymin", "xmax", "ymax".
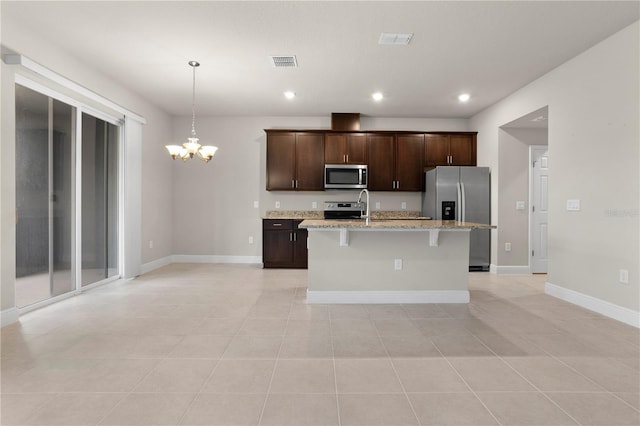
[{"xmin": 421, "ymin": 167, "xmax": 491, "ymax": 271}]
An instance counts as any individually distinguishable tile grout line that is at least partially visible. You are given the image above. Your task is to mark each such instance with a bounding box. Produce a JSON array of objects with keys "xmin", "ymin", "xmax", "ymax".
[
  {"xmin": 255, "ymin": 294, "xmax": 295, "ymax": 426},
  {"xmin": 173, "ymin": 310, "xmax": 252, "ymax": 425},
  {"xmin": 495, "ymin": 321, "xmax": 640, "ymax": 411},
  {"xmin": 469, "ymin": 332, "xmax": 583, "ymax": 425},
  {"xmin": 328, "ymin": 308, "xmax": 342, "ymax": 426},
  {"xmin": 429, "ymin": 339, "xmax": 504, "ymax": 426},
  {"xmin": 374, "ymin": 306, "xmax": 423, "ymax": 426}
]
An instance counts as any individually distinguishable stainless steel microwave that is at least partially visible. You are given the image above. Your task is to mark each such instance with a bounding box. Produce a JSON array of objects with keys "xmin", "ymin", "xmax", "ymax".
[{"xmin": 324, "ymin": 164, "xmax": 368, "ymax": 189}]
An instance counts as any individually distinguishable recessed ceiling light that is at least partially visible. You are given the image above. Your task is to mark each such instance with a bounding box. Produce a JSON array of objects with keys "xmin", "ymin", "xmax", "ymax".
[
  {"xmin": 284, "ymin": 91, "xmax": 296, "ymax": 99},
  {"xmin": 458, "ymin": 93, "xmax": 470, "ymax": 102},
  {"xmin": 372, "ymin": 92, "xmax": 384, "ymax": 101}
]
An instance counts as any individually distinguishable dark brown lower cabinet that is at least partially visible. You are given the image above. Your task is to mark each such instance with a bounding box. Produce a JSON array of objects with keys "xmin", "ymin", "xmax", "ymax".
[{"xmin": 263, "ymin": 219, "xmax": 308, "ymax": 268}]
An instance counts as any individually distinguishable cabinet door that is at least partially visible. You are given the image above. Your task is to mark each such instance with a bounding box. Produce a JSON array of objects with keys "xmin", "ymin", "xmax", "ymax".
[
  {"xmin": 324, "ymin": 134, "xmax": 346, "ymax": 164},
  {"xmin": 345, "ymin": 134, "xmax": 367, "ymax": 164},
  {"xmin": 449, "ymin": 135, "xmax": 476, "ymax": 166},
  {"xmin": 292, "ymin": 221, "xmax": 308, "ymax": 268},
  {"xmin": 295, "ymin": 133, "xmax": 325, "ymax": 190},
  {"xmin": 367, "ymin": 134, "xmax": 395, "ymax": 191},
  {"xmin": 425, "ymin": 134, "xmax": 450, "ymax": 167},
  {"xmin": 266, "ymin": 133, "xmax": 296, "ymax": 190},
  {"xmin": 395, "ymin": 134, "xmax": 425, "ymax": 191},
  {"xmin": 263, "ymin": 230, "xmax": 293, "ymax": 267}
]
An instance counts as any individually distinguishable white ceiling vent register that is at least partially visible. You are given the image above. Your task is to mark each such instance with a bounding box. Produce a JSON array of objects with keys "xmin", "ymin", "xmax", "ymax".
[
  {"xmin": 378, "ymin": 33, "xmax": 413, "ymax": 45},
  {"xmin": 270, "ymin": 55, "xmax": 298, "ymax": 68}
]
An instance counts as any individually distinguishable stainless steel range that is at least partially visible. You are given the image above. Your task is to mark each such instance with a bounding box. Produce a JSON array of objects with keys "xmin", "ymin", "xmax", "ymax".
[{"xmin": 323, "ymin": 201, "xmax": 365, "ymax": 220}]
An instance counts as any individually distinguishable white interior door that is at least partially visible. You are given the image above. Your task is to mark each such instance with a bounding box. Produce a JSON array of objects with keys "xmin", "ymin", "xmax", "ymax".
[{"xmin": 530, "ymin": 146, "xmax": 549, "ymax": 273}]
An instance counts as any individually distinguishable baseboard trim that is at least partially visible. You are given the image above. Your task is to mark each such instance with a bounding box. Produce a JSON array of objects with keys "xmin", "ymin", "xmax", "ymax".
[
  {"xmin": 545, "ymin": 282, "xmax": 640, "ymax": 328},
  {"xmin": 494, "ymin": 265, "xmax": 532, "ymax": 275},
  {"xmin": 306, "ymin": 290, "xmax": 470, "ymax": 304},
  {"xmin": 171, "ymin": 255, "xmax": 262, "ymax": 264},
  {"xmin": 141, "ymin": 256, "xmax": 173, "ymax": 274},
  {"xmin": 1, "ymin": 307, "xmax": 19, "ymax": 327}
]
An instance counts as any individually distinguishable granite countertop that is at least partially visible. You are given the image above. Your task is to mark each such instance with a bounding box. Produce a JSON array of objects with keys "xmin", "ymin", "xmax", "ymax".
[
  {"xmin": 299, "ymin": 219, "xmax": 495, "ymax": 230},
  {"xmin": 264, "ymin": 210, "xmax": 324, "ymax": 219},
  {"xmin": 264, "ymin": 210, "xmax": 426, "ymax": 220}
]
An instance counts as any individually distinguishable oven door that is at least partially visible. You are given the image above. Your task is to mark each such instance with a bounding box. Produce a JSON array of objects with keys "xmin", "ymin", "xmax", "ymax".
[{"xmin": 324, "ymin": 165, "xmax": 367, "ymax": 189}]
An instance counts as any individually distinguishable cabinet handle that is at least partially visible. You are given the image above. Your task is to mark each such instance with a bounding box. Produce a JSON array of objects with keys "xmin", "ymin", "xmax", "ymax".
[
  {"xmin": 289, "ymin": 232, "xmax": 293, "ymax": 242},
  {"xmin": 293, "ymin": 233, "xmax": 297, "ymax": 242},
  {"xmin": 397, "ymin": 181, "xmax": 400, "ymax": 189},
  {"xmin": 273, "ymin": 223, "xmax": 282, "ymax": 227},
  {"xmin": 346, "ymin": 154, "xmax": 349, "ymax": 163},
  {"xmin": 343, "ymin": 154, "xmax": 346, "ymax": 163},
  {"xmin": 291, "ymin": 180, "xmax": 295, "ymax": 188}
]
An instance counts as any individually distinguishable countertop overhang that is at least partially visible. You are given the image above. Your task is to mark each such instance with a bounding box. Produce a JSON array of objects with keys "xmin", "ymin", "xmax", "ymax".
[
  {"xmin": 299, "ymin": 218, "xmax": 494, "ymax": 230},
  {"xmin": 299, "ymin": 219, "xmax": 494, "ymax": 247}
]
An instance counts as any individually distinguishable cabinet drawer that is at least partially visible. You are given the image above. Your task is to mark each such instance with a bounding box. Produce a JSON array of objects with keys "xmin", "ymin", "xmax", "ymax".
[{"xmin": 263, "ymin": 219, "xmax": 293, "ymax": 230}]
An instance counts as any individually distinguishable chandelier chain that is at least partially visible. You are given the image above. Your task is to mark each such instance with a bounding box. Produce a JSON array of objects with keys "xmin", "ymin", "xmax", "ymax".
[{"xmin": 191, "ymin": 62, "xmax": 197, "ymax": 137}]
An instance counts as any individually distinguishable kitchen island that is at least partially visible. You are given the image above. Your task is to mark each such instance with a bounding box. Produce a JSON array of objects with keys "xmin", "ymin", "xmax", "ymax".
[{"xmin": 299, "ymin": 219, "xmax": 494, "ymax": 304}]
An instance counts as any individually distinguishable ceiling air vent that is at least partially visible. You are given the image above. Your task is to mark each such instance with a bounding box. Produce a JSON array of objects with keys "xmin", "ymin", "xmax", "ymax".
[
  {"xmin": 378, "ymin": 33, "xmax": 413, "ymax": 46},
  {"xmin": 270, "ymin": 55, "xmax": 298, "ymax": 68}
]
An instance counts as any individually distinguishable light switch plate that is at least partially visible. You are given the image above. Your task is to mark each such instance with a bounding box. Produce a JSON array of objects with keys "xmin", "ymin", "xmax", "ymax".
[
  {"xmin": 312, "ymin": 201, "xmax": 318, "ymax": 209},
  {"xmin": 401, "ymin": 202, "xmax": 407, "ymax": 210},
  {"xmin": 394, "ymin": 259, "xmax": 403, "ymax": 270},
  {"xmin": 275, "ymin": 201, "xmax": 281, "ymax": 209},
  {"xmin": 516, "ymin": 201, "xmax": 525, "ymax": 210},
  {"xmin": 375, "ymin": 202, "xmax": 381, "ymax": 210},
  {"xmin": 253, "ymin": 200, "xmax": 259, "ymax": 209},
  {"xmin": 566, "ymin": 199, "xmax": 581, "ymax": 211}
]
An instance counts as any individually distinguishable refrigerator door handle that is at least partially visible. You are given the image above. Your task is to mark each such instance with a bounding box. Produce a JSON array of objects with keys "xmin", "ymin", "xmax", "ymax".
[
  {"xmin": 456, "ymin": 182, "xmax": 462, "ymax": 222},
  {"xmin": 460, "ymin": 182, "xmax": 466, "ymax": 222}
]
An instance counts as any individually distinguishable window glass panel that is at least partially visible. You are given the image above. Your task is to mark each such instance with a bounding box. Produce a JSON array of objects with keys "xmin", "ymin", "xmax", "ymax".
[
  {"xmin": 81, "ymin": 113, "xmax": 119, "ymax": 286},
  {"xmin": 15, "ymin": 85, "xmax": 74, "ymax": 307}
]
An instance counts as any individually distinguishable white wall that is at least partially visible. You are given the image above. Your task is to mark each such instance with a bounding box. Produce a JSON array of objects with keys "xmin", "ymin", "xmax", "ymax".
[
  {"xmin": 170, "ymin": 116, "xmax": 468, "ymax": 258},
  {"xmin": 471, "ymin": 22, "xmax": 639, "ymax": 313},
  {"xmin": 1, "ymin": 19, "xmax": 174, "ymax": 315}
]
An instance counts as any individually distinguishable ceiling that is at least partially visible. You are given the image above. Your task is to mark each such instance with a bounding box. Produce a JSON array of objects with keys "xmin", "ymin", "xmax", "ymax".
[{"xmin": 2, "ymin": 1, "xmax": 638, "ymax": 118}]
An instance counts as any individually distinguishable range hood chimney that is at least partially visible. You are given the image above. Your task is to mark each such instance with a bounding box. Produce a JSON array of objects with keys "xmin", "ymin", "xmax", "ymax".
[{"xmin": 331, "ymin": 113, "xmax": 360, "ymax": 131}]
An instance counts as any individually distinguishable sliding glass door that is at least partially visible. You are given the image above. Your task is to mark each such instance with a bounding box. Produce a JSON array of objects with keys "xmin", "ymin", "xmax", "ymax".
[
  {"xmin": 15, "ymin": 85, "xmax": 75, "ymax": 308},
  {"xmin": 15, "ymin": 83, "xmax": 121, "ymax": 308},
  {"xmin": 81, "ymin": 113, "xmax": 119, "ymax": 287}
]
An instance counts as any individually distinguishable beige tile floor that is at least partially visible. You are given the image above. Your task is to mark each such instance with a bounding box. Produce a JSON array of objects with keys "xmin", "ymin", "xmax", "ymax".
[{"xmin": 1, "ymin": 264, "xmax": 639, "ymax": 425}]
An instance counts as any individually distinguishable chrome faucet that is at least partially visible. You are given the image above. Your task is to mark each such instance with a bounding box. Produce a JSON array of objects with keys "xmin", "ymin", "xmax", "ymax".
[{"xmin": 358, "ymin": 189, "xmax": 370, "ymax": 225}]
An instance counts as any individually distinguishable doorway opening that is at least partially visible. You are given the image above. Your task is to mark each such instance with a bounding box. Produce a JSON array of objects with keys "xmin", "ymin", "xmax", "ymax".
[{"xmin": 498, "ymin": 106, "xmax": 548, "ymax": 274}]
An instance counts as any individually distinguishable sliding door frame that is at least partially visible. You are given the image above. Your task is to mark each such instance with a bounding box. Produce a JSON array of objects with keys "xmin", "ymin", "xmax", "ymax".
[{"xmin": 15, "ymin": 75, "xmax": 124, "ymax": 313}]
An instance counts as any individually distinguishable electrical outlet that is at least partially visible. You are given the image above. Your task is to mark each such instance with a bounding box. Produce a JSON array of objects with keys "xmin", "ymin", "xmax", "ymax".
[
  {"xmin": 401, "ymin": 202, "xmax": 407, "ymax": 210},
  {"xmin": 248, "ymin": 236, "xmax": 254, "ymax": 245},
  {"xmin": 505, "ymin": 242, "xmax": 511, "ymax": 252},
  {"xmin": 394, "ymin": 258, "xmax": 403, "ymax": 270},
  {"xmin": 516, "ymin": 201, "xmax": 525, "ymax": 210},
  {"xmin": 312, "ymin": 201, "xmax": 318, "ymax": 209},
  {"xmin": 253, "ymin": 200, "xmax": 259, "ymax": 209},
  {"xmin": 375, "ymin": 202, "xmax": 381, "ymax": 210},
  {"xmin": 275, "ymin": 201, "xmax": 280, "ymax": 209},
  {"xmin": 149, "ymin": 240, "xmax": 154, "ymax": 249},
  {"xmin": 619, "ymin": 269, "xmax": 629, "ymax": 284}
]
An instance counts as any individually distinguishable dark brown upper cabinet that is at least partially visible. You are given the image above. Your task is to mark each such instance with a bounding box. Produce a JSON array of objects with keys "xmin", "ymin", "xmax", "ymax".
[
  {"xmin": 324, "ymin": 133, "xmax": 367, "ymax": 164},
  {"xmin": 266, "ymin": 131, "xmax": 324, "ymax": 191},
  {"xmin": 425, "ymin": 133, "xmax": 476, "ymax": 167},
  {"xmin": 368, "ymin": 133, "xmax": 424, "ymax": 191}
]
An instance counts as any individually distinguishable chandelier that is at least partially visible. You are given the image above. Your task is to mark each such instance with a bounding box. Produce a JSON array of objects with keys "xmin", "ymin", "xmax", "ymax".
[{"xmin": 165, "ymin": 61, "xmax": 218, "ymax": 162}]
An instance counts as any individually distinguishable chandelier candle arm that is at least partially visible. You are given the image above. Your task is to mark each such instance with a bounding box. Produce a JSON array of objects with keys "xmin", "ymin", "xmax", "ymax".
[{"xmin": 165, "ymin": 60, "xmax": 219, "ymax": 163}]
